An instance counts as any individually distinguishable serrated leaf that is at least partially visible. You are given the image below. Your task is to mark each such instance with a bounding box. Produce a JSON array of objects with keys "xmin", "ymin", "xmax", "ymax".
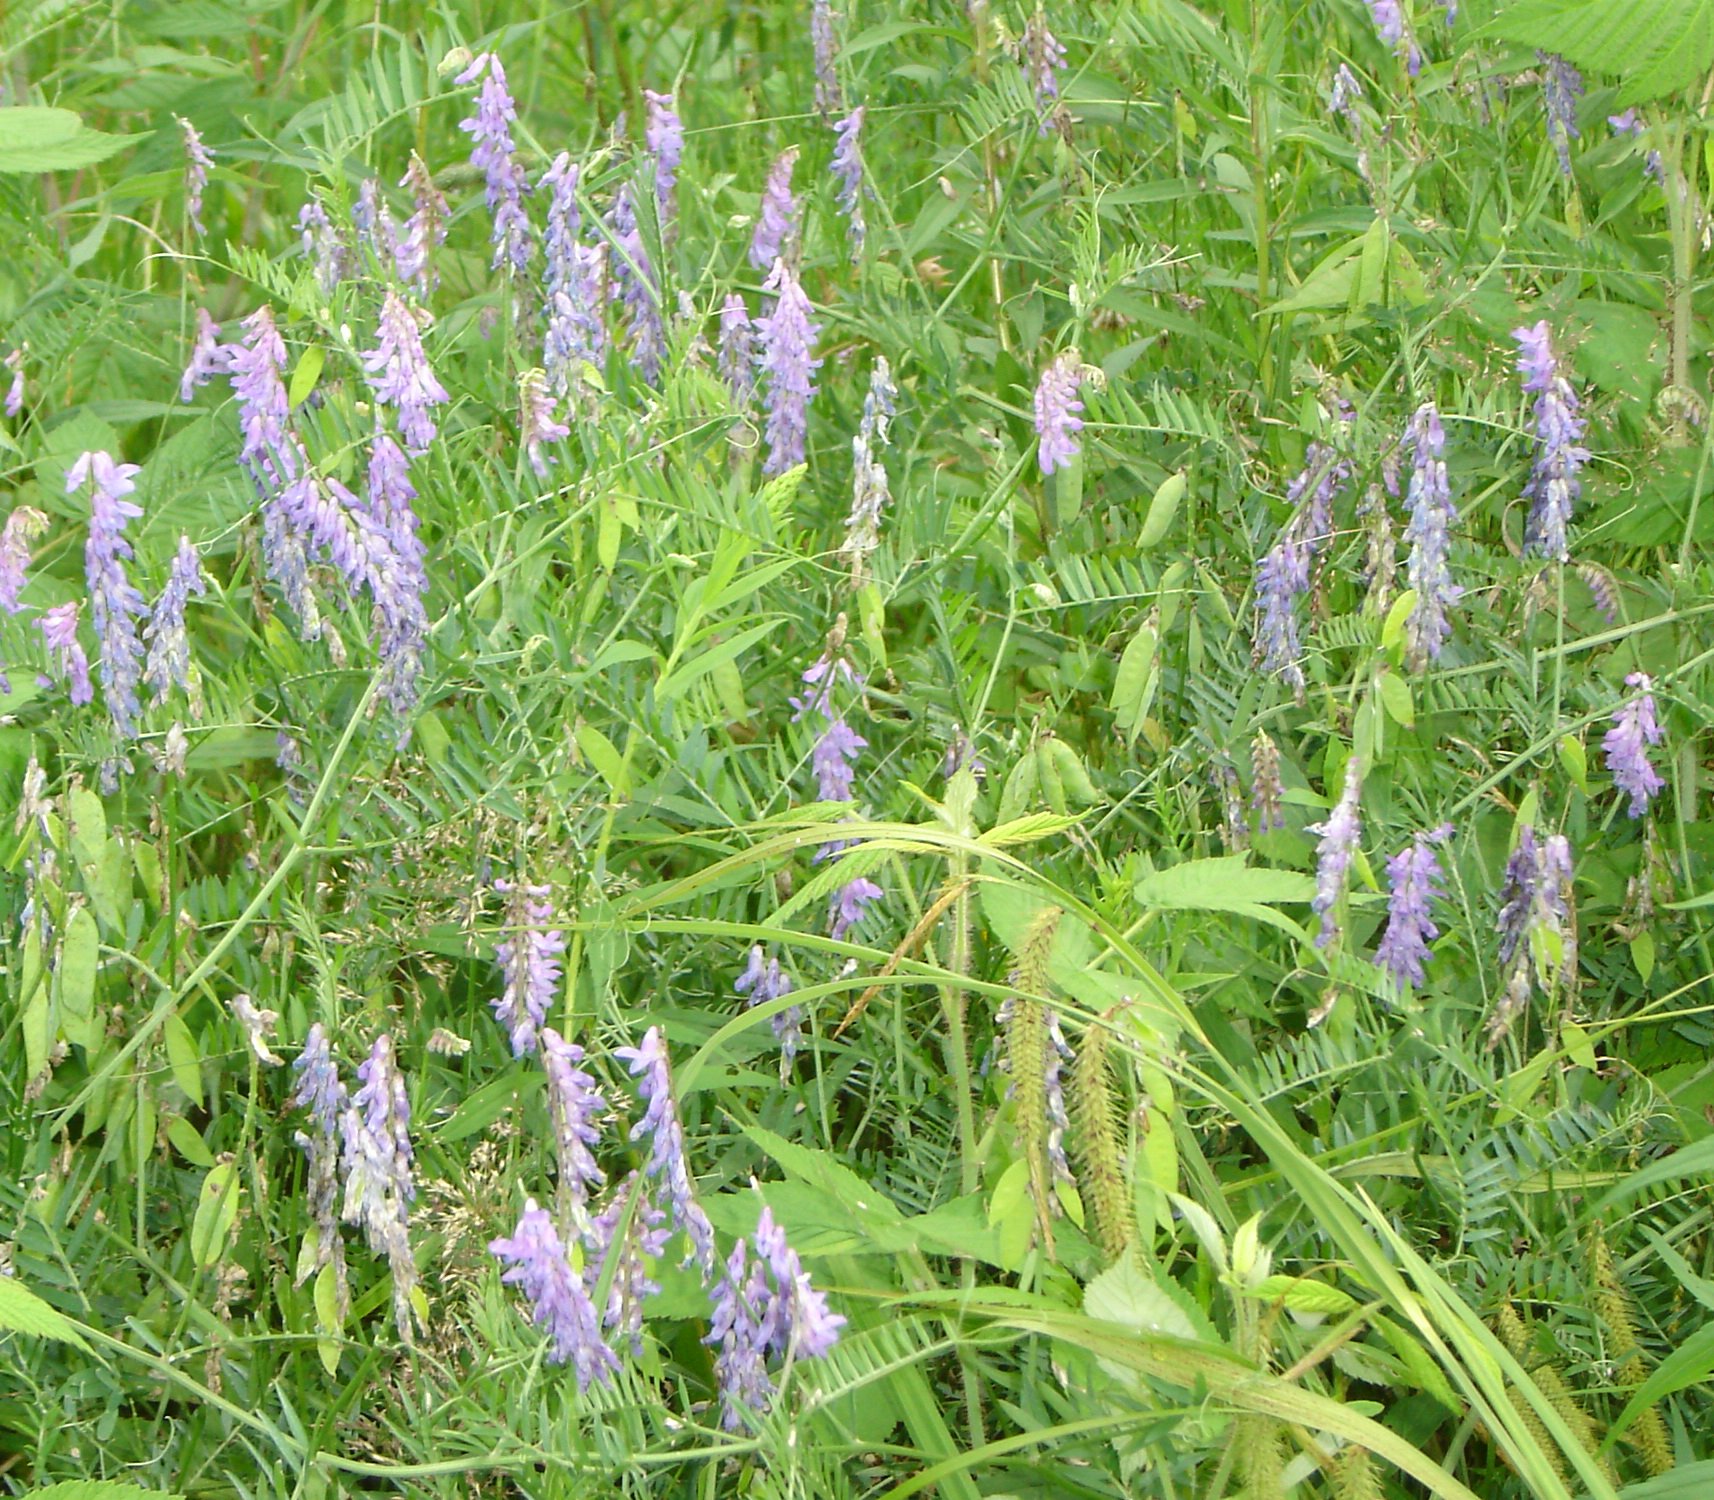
[
  {"xmin": 1487, "ymin": 0, "xmax": 1714, "ymax": 105},
  {"xmin": 0, "ymin": 107, "xmax": 142, "ymax": 173},
  {"xmin": 0, "ymin": 1277, "xmax": 88, "ymax": 1348},
  {"xmin": 1086, "ymin": 1253, "xmax": 1216, "ymax": 1343},
  {"xmin": 1247, "ymin": 1273, "xmax": 1361, "ymax": 1316}
]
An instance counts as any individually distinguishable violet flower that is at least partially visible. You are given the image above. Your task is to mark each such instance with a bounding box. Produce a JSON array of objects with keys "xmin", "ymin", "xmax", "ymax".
[
  {"xmin": 831, "ymin": 108, "xmax": 867, "ymax": 257},
  {"xmin": 542, "ymin": 153, "xmax": 582, "ymax": 295},
  {"xmin": 397, "ymin": 153, "xmax": 449, "ymax": 291},
  {"xmin": 519, "ymin": 368, "xmax": 570, "ymax": 477},
  {"xmin": 1604, "ymin": 672, "xmax": 1666, "ymax": 817},
  {"xmin": 812, "ymin": 0, "xmax": 842, "ymax": 116},
  {"xmin": 644, "ymin": 90, "xmax": 684, "ymax": 224},
  {"xmin": 39, "ymin": 602, "xmax": 92, "ymax": 705},
  {"xmin": 353, "ymin": 178, "xmax": 400, "ymax": 267},
  {"xmin": 297, "ymin": 200, "xmax": 347, "ymax": 296},
  {"xmin": 1021, "ymin": 11, "xmax": 1068, "ymax": 132},
  {"xmin": 490, "ymin": 1199, "xmax": 619, "ymax": 1388},
  {"xmin": 615, "ymin": 1026, "xmax": 717, "ymax": 1275},
  {"xmin": 830, "ymin": 875, "xmax": 883, "ymax": 940},
  {"xmin": 1308, "ymin": 761, "xmax": 1363, "ymax": 949},
  {"xmin": 1513, "ymin": 319, "xmax": 1589, "ymax": 562},
  {"xmin": 1540, "ymin": 52, "xmax": 1583, "ymax": 177},
  {"xmin": 539, "ymin": 1027, "xmax": 606, "ymax": 1238},
  {"xmin": 1375, "ymin": 826, "xmax": 1450, "ymax": 989},
  {"xmin": 177, "ymin": 116, "xmax": 214, "ymax": 235},
  {"xmin": 1034, "ymin": 350, "xmax": 1084, "ymax": 475},
  {"xmin": 142, "ymin": 536, "xmax": 205, "ymax": 703},
  {"xmin": 180, "ymin": 309, "xmax": 229, "ymax": 403},
  {"xmin": 1608, "ymin": 109, "xmax": 1666, "ymax": 186},
  {"xmin": 457, "ymin": 52, "xmax": 533, "ymax": 274},
  {"xmin": 72, "ymin": 451, "xmax": 147, "ymax": 739},
  {"xmin": 811, "ymin": 718, "xmax": 867, "ymax": 801},
  {"xmin": 1402, "ymin": 403, "xmax": 1460, "ymax": 669},
  {"xmin": 718, "ymin": 293, "xmax": 756, "ymax": 407},
  {"xmin": 734, "ymin": 944, "xmax": 803, "ymax": 1069},
  {"xmin": 1490, "ymin": 827, "xmax": 1576, "ymax": 1044},
  {"xmin": 757, "ymin": 258, "xmax": 821, "ymax": 474},
  {"xmin": 340, "ymin": 1032, "xmax": 418, "ymax": 1336},
  {"xmin": 1252, "ymin": 535, "xmax": 1310, "ymax": 691},
  {"xmin": 610, "ymin": 184, "xmax": 666, "ymax": 383},
  {"xmin": 292, "ymin": 1023, "xmax": 350, "ymax": 1311},
  {"xmin": 750, "ymin": 148, "xmax": 799, "ymax": 270},
  {"xmin": 362, "ymin": 290, "xmax": 449, "ymax": 454},
  {"xmin": 1365, "ymin": 0, "xmax": 1421, "ymax": 74},
  {"xmin": 585, "ymin": 1173, "xmax": 669, "ymax": 1356},
  {"xmin": 492, "ymin": 879, "xmax": 565, "ymax": 1057},
  {"xmin": 5, "ymin": 346, "xmax": 23, "ymax": 418},
  {"xmin": 1, "ymin": 506, "xmax": 46, "ymax": 614}
]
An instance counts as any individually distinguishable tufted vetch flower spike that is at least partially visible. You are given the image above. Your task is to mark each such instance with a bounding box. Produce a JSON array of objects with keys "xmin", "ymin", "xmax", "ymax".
[
  {"xmin": 1034, "ymin": 350, "xmax": 1084, "ymax": 475},
  {"xmin": 750, "ymin": 148, "xmax": 800, "ymax": 270},
  {"xmin": 757, "ymin": 258, "xmax": 821, "ymax": 474},
  {"xmin": 491, "ymin": 879, "xmax": 565, "ymax": 1056},
  {"xmin": 73, "ymin": 451, "xmax": 148, "ymax": 739},
  {"xmin": 1604, "ymin": 672, "xmax": 1666, "ymax": 817},
  {"xmin": 490, "ymin": 1199, "xmax": 619, "ymax": 1388},
  {"xmin": 1308, "ymin": 760, "xmax": 1363, "ymax": 949}
]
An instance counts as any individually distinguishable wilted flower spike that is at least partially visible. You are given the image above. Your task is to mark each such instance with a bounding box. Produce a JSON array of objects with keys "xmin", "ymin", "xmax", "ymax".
[
  {"xmin": 177, "ymin": 116, "xmax": 214, "ymax": 235},
  {"xmin": 1540, "ymin": 52, "xmax": 1583, "ymax": 177},
  {"xmin": 1375, "ymin": 827, "xmax": 1450, "ymax": 989},
  {"xmin": 1308, "ymin": 761, "xmax": 1363, "ymax": 949},
  {"xmin": 519, "ymin": 369, "xmax": 570, "ymax": 477},
  {"xmin": 340, "ymin": 1033, "xmax": 418, "ymax": 1337},
  {"xmin": 297, "ymin": 200, "xmax": 348, "ymax": 295},
  {"xmin": 492, "ymin": 879, "xmax": 565, "ymax": 1057},
  {"xmin": 1604, "ymin": 672, "xmax": 1666, "ymax": 817},
  {"xmin": 734, "ymin": 945, "xmax": 803, "ymax": 1069},
  {"xmin": 1250, "ymin": 730, "xmax": 1286, "ymax": 832},
  {"xmin": 1034, "ymin": 351, "xmax": 1084, "ymax": 475},
  {"xmin": 757, "ymin": 258, "xmax": 821, "ymax": 474},
  {"xmin": 610, "ymin": 185, "xmax": 666, "ymax": 383},
  {"xmin": 718, "ymin": 293, "xmax": 757, "ymax": 407},
  {"xmin": 39, "ymin": 602, "xmax": 92, "ymax": 705},
  {"xmin": 490, "ymin": 1199, "xmax": 619, "ymax": 1389},
  {"xmin": 1, "ymin": 506, "xmax": 47, "ymax": 615},
  {"xmin": 291, "ymin": 1023, "xmax": 350, "ymax": 1311},
  {"xmin": 830, "ymin": 108, "xmax": 867, "ymax": 257},
  {"xmin": 142, "ymin": 536, "xmax": 206, "ymax": 703},
  {"xmin": 1513, "ymin": 320, "xmax": 1589, "ymax": 562},
  {"xmin": 615, "ymin": 1027, "xmax": 717, "ymax": 1275},
  {"xmin": 1021, "ymin": 11, "xmax": 1068, "ymax": 132},
  {"xmin": 586, "ymin": 1174, "xmax": 668, "ymax": 1355},
  {"xmin": 73, "ymin": 451, "xmax": 148, "ymax": 740},
  {"xmin": 397, "ymin": 153, "xmax": 449, "ymax": 290},
  {"xmin": 750, "ymin": 148, "xmax": 799, "ymax": 270},
  {"xmin": 812, "ymin": 0, "xmax": 842, "ymax": 115}
]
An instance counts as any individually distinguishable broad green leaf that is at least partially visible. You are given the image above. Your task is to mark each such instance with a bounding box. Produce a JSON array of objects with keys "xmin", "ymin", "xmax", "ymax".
[
  {"xmin": 1134, "ymin": 856, "xmax": 1316, "ymax": 941},
  {"xmin": 57, "ymin": 907, "xmax": 100, "ymax": 1052},
  {"xmin": 164, "ymin": 1012, "xmax": 203, "ymax": 1106},
  {"xmin": 67, "ymin": 787, "xmax": 106, "ymax": 870},
  {"xmin": 22, "ymin": 1484, "xmax": 180, "ymax": 1500},
  {"xmin": 0, "ymin": 107, "xmax": 142, "ymax": 173},
  {"xmin": 1379, "ymin": 671, "xmax": 1415, "ymax": 729},
  {"xmin": 574, "ymin": 721, "xmax": 630, "ymax": 798},
  {"xmin": 190, "ymin": 1162, "xmax": 241, "ymax": 1269},
  {"xmin": 1246, "ymin": 1274, "xmax": 1361, "ymax": 1317},
  {"xmin": 741, "ymin": 1125, "xmax": 904, "ymax": 1228},
  {"xmin": 0, "ymin": 1277, "xmax": 88, "ymax": 1348},
  {"xmin": 435, "ymin": 1070, "xmax": 542, "ymax": 1143},
  {"xmin": 20, "ymin": 925, "xmax": 49, "ymax": 1079},
  {"xmin": 656, "ymin": 619, "xmax": 783, "ymax": 701},
  {"xmin": 1590, "ymin": 1136, "xmax": 1714, "ymax": 1215},
  {"xmin": 1487, "ymin": 0, "xmax": 1714, "ymax": 104},
  {"xmin": 164, "ymin": 1114, "xmax": 214, "ymax": 1167},
  {"xmin": 289, "ymin": 343, "xmax": 326, "ymax": 408},
  {"xmin": 1646, "ymin": 1230, "xmax": 1714, "ymax": 1313},
  {"xmin": 1085, "ymin": 1253, "xmax": 1214, "ymax": 1343}
]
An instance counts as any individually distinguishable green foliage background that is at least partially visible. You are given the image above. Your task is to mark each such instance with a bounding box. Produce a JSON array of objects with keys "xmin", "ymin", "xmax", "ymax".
[{"xmin": 2, "ymin": 0, "xmax": 1714, "ymax": 1496}]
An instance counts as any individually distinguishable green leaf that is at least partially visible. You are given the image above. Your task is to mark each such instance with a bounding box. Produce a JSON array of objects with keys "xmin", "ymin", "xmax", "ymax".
[
  {"xmin": 1134, "ymin": 855, "xmax": 1316, "ymax": 940},
  {"xmin": 0, "ymin": 1277, "xmax": 88, "ymax": 1348},
  {"xmin": 164, "ymin": 1012, "xmax": 203, "ymax": 1106},
  {"xmin": 57, "ymin": 907, "xmax": 101, "ymax": 1052},
  {"xmin": 288, "ymin": 343, "xmax": 325, "ymax": 408},
  {"xmin": 656, "ymin": 619, "xmax": 784, "ymax": 701},
  {"xmin": 1379, "ymin": 671, "xmax": 1415, "ymax": 729},
  {"xmin": 190, "ymin": 1162, "xmax": 241, "ymax": 1269},
  {"xmin": 164, "ymin": 1114, "xmax": 214, "ymax": 1167},
  {"xmin": 1613, "ymin": 1462, "xmax": 1714, "ymax": 1499},
  {"xmin": 1085, "ymin": 1253, "xmax": 1215, "ymax": 1344},
  {"xmin": 1645, "ymin": 1229, "xmax": 1714, "ymax": 1314},
  {"xmin": 22, "ymin": 1484, "xmax": 180, "ymax": 1500},
  {"xmin": 1590, "ymin": 1137, "xmax": 1714, "ymax": 1215},
  {"xmin": 435, "ymin": 1071, "xmax": 542, "ymax": 1143},
  {"xmin": 0, "ymin": 107, "xmax": 142, "ymax": 173},
  {"xmin": 1487, "ymin": 0, "xmax": 1714, "ymax": 105},
  {"xmin": 1382, "ymin": 589, "xmax": 1418, "ymax": 654},
  {"xmin": 574, "ymin": 721, "xmax": 630, "ymax": 798},
  {"xmin": 67, "ymin": 787, "xmax": 107, "ymax": 870},
  {"xmin": 740, "ymin": 1124, "xmax": 904, "ymax": 1229},
  {"xmin": 1247, "ymin": 1273, "xmax": 1361, "ymax": 1317},
  {"xmin": 1109, "ymin": 620, "xmax": 1158, "ymax": 745}
]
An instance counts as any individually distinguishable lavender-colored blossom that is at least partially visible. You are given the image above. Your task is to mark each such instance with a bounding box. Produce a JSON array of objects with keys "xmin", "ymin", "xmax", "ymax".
[
  {"xmin": 812, "ymin": 0, "xmax": 842, "ymax": 116},
  {"xmin": 610, "ymin": 184, "xmax": 666, "ymax": 383},
  {"xmin": 1288, "ymin": 441, "xmax": 1349, "ymax": 555},
  {"xmin": 811, "ymin": 718, "xmax": 867, "ymax": 802},
  {"xmin": 492, "ymin": 879, "xmax": 565, "ymax": 1057},
  {"xmin": 1034, "ymin": 350, "xmax": 1084, "ymax": 475},
  {"xmin": 1021, "ymin": 11, "xmax": 1068, "ymax": 132},
  {"xmin": 353, "ymin": 178, "xmax": 401, "ymax": 267},
  {"xmin": 230, "ymin": 305, "xmax": 295, "ymax": 486},
  {"xmin": 490, "ymin": 1199, "xmax": 619, "ymax": 1388},
  {"xmin": 519, "ymin": 368, "xmax": 570, "ymax": 478},
  {"xmin": 1513, "ymin": 320, "xmax": 1589, "ymax": 562},
  {"xmin": 1540, "ymin": 52, "xmax": 1583, "ymax": 177},
  {"xmin": 397, "ymin": 153, "xmax": 449, "ymax": 291},
  {"xmin": 718, "ymin": 293, "xmax": 756, "ymax": 407},
  {"xmin": 1604, "ymin": 672, "xmax": 1666, "ymax": 817},
  {"xmin": 750, "ymin": 148, "xmax": 799, "ymax": 270},
  {"xmin": 297, "ymin": 200, "xmax": 347, "ymax": 296},
  {"xmin": 1581, "ymin": 565, "xmax": 1619, "ymax": 623},
  {"xmin": 1491, "ymin": 827, "xmax": 1576, "ymax": 1044},
  {"xmin": 292, "ymin": 1023, "xmax": 350, "ymax": 1308},
  {"xmin": 142, "ymin": 536, "xmax": 205, "ymax": 703},
  {"xmin": 1308, "ymin": 761, "xmax": 1363, "ymax": 949},
  {"xmin": 616, "ymin": 1026, "xmax": 717, "ymax": 1275},
  {"xmin": 1252, "ymin": 535, "xmax": 1310, "ymax": 690},
  {"xmin": 179, "ymin": 309, "xmax": 229, "ymax": 403},
  {"xmin": 1609, "ymin": 108, "xmax": 1666, "ymax": 186},
  {"xmin": 734, "ymin": 944, "xmax": 803, "ymax": 1068},
  {"xmin": 790, "ymin": 650, "xmax": 858, "ymax": 721},
  {"xmin": 1, "ymin": 506, "xmax": 45, "ymax": 614},
  {"xmin": 72, "ymin": 451, "xmax": 148, "ymax": 739},
  {"xmin": 38, "ymin": 602, "xmax": 92, "ymax": 705},
  {"xmin": 1402, "ymin": 403, "xmax": 1460, "ymax": 668},
  {"xmin": 542, "ymin": 153, "xmax": 582, "ymax": 294},
  {"xmin": 365, "ymin": 431, "xmax": 429, "ymax": 719},
  {"xmin": 457, "ymin": 53, "xmax": 533, "ymax": 274},
  {"xmin": 362, "ymin": 291, "xmax": 448, "ymax": 453},
  {"xmin": 341, "ymin": 1032, "xmax": 417, "ymax": 1335},
  {"xmin": 644, "ymin": 90, "xmax": 684, "ymax": 223},
  {"xmin": 1329, "ymin": 63, "xmax": 1363, "ymax": 120},
  {"xmin": 539, "ymin": 1027, "xmax": 607, "ymax": 1237},
  {"xmin": 544, "ymin": 252, "xmax": 609, "ymax": 392},
  {"xmin": 5, "ymin": 346, "xmax": 23, "ymax": 418},
  {"xmin": 585, "ymin": 1173, "xmax": 668, "ymax": 1356},
  {"xmin": 830, "ymin": 875, "xmax": 883, "ymax": 940},
  {"xmin": 177, "ymin": 116, "xmax": 214, "ymax": 235},
  {"xmin": 757, "ymin": 258, "xmax": 821, "ymax": 474},
  {"xmin": 1365, "ymin": 0, "xmax": 1421, "ymax": 73},
  {"xmin": 293, "ymin": 1022, "xmax": 348, "ymax": 1137},
  {"xmin": 831, "ymin": 107, "xmax": 867, "ymax": 256},
  {"xmin": 1375, "ymin": 826, "xmax": 1450, "ymax": 989},
  {"xmin": 709, "ymin": 1239, "xmax": 774, "ymax": 1428}
]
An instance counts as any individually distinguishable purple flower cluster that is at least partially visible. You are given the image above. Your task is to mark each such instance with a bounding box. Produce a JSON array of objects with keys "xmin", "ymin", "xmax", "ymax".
[
  {"xmin": 363, "ymin": 291, "xmax": 449, "ymax": 453},
  {"xmin": 142, "ymin": 537, "xmax": 205, "ymax": 704},
  {"xmin": 1021, "ymin": 11, "xmax": 1068, "ymax": 132},
  {"xmin": 610, "ymin": 184, "xmax": 666, "ymax": 383},
  {"xmin": 1604, "ymin": 672, "xmax": 1665, "ymax": 817},
  {"xmin": 831, "ymin": 107, "xmax": 867, "ymax": 257},
  {"xmin": 492, "ymin": 879, "xmax": 566, "ymax": 1057},
  {"xmin": 750, "ymin": 148, "xmax": 800, "ymax": 270},
  {"xmin": 1608, "ymin": 109, "xmax": 1666, "ymax": 186},
  {"xmin": 757, "ymin": 258, "xmax": 821, "ymax": 474},
  {"xmin": 457, "ymin": 53, "xmax": 533, "ymax": 274},
  {"xmin": 490, "ymin": 1200, "xmax": 619, "ymax": 1389},
  {"xmin": 297, "ymin": 199, "xmax": 348, "ymax": 296},
  {"xmin": 1540, "ymin": 52, "xmax": 1583, "ymax": 177},
  {"xmin": 4, "ymin": 346, "xmax": 23, "ymax": 418},
  {"xmin": 71, "ymin": 451, "xmax": 148, "ymax": 740},
  {"xmin": 812, "ymin": 0, "xmax": 843, "ymax": 116},
  {"xmin": 616, "ymin": 1025, "xmax": 718, "ymax": 1276},
  {"xmin": 1402, "ymin": 403, "xmax": 1460, "ymax": 668},
  {"xmin": 179, "ymin": 309, "xmax": 229, "ymax": 403},
  {"xmin": 1308, "ymin": 760, "xmax": 1363, "ymax": 949},
  {"xmin": 340, "ymin": 1032, "xmax": 418, "ymax": 1335},
  {"xmin": 1253, "ymin": 442, "xmax": 1350, "ymax": 692},
  {"xmin": 1513, "ymin": 320, "xmax": 1589, "ymax": 561},
  {"xmin": 793, "ymin": 649, "xmax": 884, "ymax": 937},
  {"xmin": 645, "ymin": 90, "xmax": 684, "ymax": 224},
  {"xmin": 1, "ymin": 506, "xmax": 46, "ymax": 616},
  {"xmin": 540, "ymin": 1027, "xmax": 606, "ymax": 1236},
  {"xmin": 735, "ymin": 944, "xmax": 803, "ymax": 1069},
  {"xmin": 1366, "ymin": 0, "xmax": 1421, "ymax": 74},
  {"xmin": 519, "ymin": 368, "xmax": 570, "ymax": 477},
  {"xmin": 177, "ymin": 116, "xmax": 214, "ymax": 235},
  {"xmin": 718, "ymin": 293, "xmax": 757, "ymax": 408},
  {"xmin": 1376, "ymin": 826, "xmax": 1451, "ymax": 989},
  {"xmin": 39, "ymin": 602, "xmax": 92, "ymax": 705},
  {"xmin": 1034, "ymin": 350, "xmax": 1084, "ymax": 475},
  {"xmin": 1491, "ymin": 826, "xmax": 1576, "ymax": 1044},
  {"xmin": 292, "ymin": 1023, "xmax": 351, "ymax": 1314}
]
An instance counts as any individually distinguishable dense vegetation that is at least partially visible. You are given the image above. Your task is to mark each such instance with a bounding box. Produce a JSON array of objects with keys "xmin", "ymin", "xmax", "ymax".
[{"xmin": 3, "ymin": 0, "xmax": 1713, "ymax": 1496}]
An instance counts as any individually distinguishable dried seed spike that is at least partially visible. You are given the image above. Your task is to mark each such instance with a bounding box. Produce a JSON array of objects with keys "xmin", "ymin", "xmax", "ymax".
[{"xmin": 1069, "ymin": 1008, "xmax": 1132, "ymax": 1263}]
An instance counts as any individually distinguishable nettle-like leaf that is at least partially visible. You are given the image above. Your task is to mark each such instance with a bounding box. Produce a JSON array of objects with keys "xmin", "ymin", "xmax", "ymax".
[
  {"xmin": 1488, "ymin": 0, "xmax": 1714, "ymax": 103},
  {"xmin": 0, "ymin": 106, "xmax": 141, "ymax": 173}
]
